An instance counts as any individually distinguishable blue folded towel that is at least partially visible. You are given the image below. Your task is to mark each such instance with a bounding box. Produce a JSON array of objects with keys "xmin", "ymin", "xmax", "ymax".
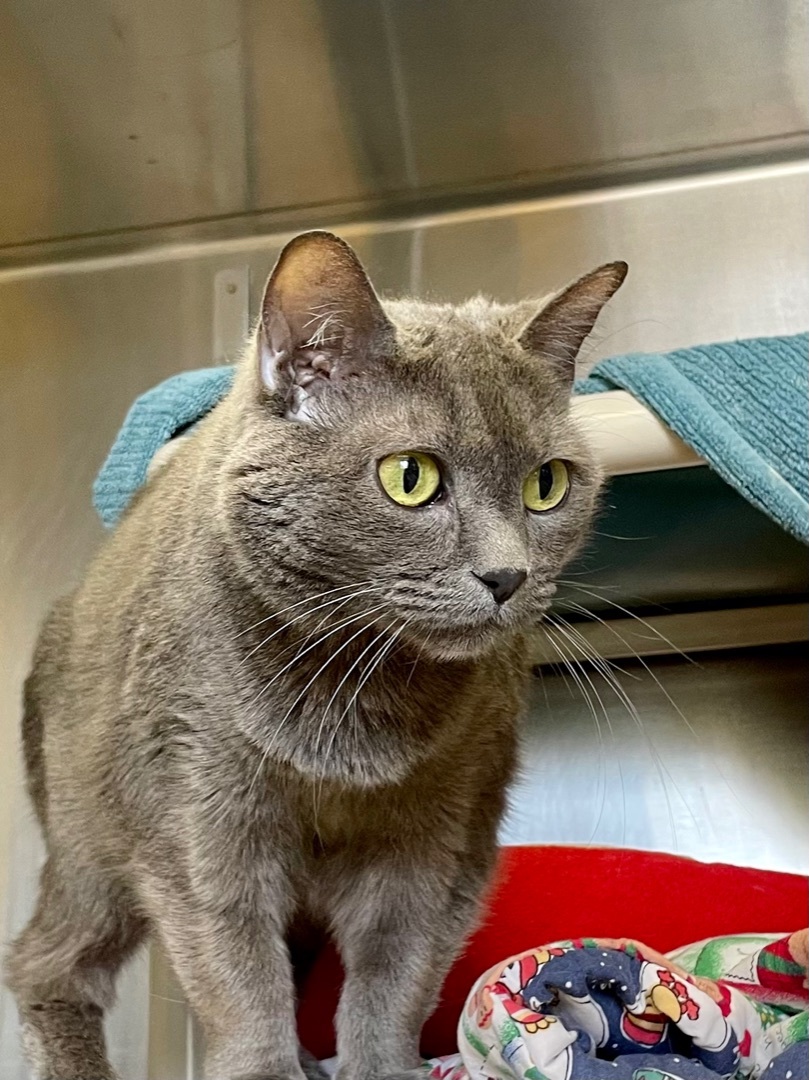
[
  {"xmin": 93, "ymin": 365, "xmax": 236, "ymax": 529},
  {"xmin": 578, "ymin": 334, "xmax": 808, "ymax": 543},
  {"xmin": 93, "ymin": 333, "xmax": 808, "ymax": 542}
]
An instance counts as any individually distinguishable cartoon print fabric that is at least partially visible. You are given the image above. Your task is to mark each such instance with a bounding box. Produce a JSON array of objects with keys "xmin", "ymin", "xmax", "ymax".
[{"xmin": 424, "ymin": 932, "xmax": 808, "ymax": 1080}]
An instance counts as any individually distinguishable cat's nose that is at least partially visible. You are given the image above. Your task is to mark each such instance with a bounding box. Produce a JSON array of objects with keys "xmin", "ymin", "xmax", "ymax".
[{"xmin": 473, "ymin": 568, "xmax": 528, "ymax": 605}]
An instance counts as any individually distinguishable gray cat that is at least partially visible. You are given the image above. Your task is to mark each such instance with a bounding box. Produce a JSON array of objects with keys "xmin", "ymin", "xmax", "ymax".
[{"xmin": 4, "ymin": 231, "xmax": 625, "ymax": 1080}]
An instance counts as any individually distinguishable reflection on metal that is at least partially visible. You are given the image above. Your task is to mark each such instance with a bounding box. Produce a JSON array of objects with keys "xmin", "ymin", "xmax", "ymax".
[{"xmin": 1, "ymin": 1, "xmax": 806, "ymax": 254}]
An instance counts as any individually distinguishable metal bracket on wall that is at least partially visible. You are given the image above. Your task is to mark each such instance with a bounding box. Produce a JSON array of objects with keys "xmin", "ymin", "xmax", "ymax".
[{"xmin": 213, "ymin": 266, "xmax": 250, "ymax": 365}]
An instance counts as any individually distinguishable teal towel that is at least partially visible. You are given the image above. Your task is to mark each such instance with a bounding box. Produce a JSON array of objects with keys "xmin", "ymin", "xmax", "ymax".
[
  {"xmin": 92, "ymin": 366, "xmax": 235, "ymax": 529},
  {"xmin": 577, "ymin": 334, "xmax": 808, "ymax": 543},
  {"xmin": 93, "ymin": 333, "xmax": 808, "ymax": 542}
]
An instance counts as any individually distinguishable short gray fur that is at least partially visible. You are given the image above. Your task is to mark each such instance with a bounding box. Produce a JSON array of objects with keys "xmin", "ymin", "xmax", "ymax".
[{"xmin": 4, "ymin": 232, "xmax": 624, "ymax": 1080}]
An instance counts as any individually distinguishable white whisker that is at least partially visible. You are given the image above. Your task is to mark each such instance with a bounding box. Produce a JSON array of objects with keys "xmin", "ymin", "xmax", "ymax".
[
  {"xmin": 548, "ymin": 613, "xmax": 701, "ymax": 845},
  {"xmin": 559, "ymin": 599, "xmax": 754, "ymax": 824},
  {"xmin": 337, "ymin": 619, "xmax": 411, "ymax": 768},
  {"xmin": 251, "ymin": 602, "xmax": 390, "ymax": 708},
  {"xmin": 289, "ymin": 593, "xmax": 358, "ymax": 660},
  {"xmin": 240, "ymin": 587, "xmax": 382, "ymax": 666},
  {"xmin": 245, "ymin": 603, "xmax": 391, "ymax": 798},
  {"xmin": 311, "ymin": 623, "xmax": 395, "ymax": 787},
  {"xmin": 543, "ymin": 618, "xmax": 619, "ymax": 845},
  {"xmin": 313, "ymin": 619, "xmax": 407, "ymax": 822},
  {"xmin": 236, "ymin": 580, "xmax": 374, "ymax": 639},
  {"xmin": 557, "ymin": 582, "xmax": 698, "ymax": 666}
]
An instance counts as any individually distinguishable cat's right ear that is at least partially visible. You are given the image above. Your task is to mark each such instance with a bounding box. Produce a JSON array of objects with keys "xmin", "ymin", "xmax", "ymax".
[{"xmin": 258, "ymin": 231, "xmax": 395, "ymax": 420}]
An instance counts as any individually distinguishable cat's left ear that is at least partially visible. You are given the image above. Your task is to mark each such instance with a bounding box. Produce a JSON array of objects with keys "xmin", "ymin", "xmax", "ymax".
[
  {"xmin": 517, "ymin": 261, "xmax": 628, "ymax": 384},
  {"xmin": 259, "ymin": 230, "xmax": 395, "ymax": 419}
]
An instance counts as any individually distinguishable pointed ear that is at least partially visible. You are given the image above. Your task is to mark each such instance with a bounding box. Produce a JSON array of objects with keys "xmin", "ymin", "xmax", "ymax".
[
  {"xmin": 517, "ymin": 261, "xmax": 628, "ymax": 383},
  {"xmin": 259, "ymin": 230, "xmax": 395, "ymax": 419}
]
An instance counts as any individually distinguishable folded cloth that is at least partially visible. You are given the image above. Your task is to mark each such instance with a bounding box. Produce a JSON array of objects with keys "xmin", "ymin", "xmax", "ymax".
[
  {"xmin": 93, "ymin": 365, "xmax": 236, "ymax": 529},
  {"xmin": 577, "ymin": 334, "xmax": 809, "ymax": 544},
  {"xmin": 423, "ymin": 930, "xmax": 808, "ymax": 1080},
  {"xmin": 92, "ymin": 334, "xmax": 808, "ymax": 542}
]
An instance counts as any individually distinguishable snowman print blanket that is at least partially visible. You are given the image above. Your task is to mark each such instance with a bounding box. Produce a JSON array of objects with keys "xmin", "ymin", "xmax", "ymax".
[{"xmin": 423, "ymin": 931, "xmax": 807, "ymax": 1080}]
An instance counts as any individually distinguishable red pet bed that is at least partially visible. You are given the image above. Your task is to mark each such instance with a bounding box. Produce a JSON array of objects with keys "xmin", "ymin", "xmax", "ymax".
[{"xmin": 296, "ymin": 845, "xmax": 808, "ymax": 1059}]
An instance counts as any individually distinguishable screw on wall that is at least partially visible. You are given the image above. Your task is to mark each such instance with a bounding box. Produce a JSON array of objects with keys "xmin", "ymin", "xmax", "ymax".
[{"xmin": 213, "ymin": 267, "xmax": 250, "ymax": 364}]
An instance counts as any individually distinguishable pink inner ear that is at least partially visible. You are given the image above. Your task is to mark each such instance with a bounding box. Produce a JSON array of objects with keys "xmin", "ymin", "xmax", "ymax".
[
  {"xmin": 259, "ymin": 232, "xmax": 395, "ymax": 416},
  {"xmin": 295, "ymin": 349, "xmax": 336, "ymax": 389}
]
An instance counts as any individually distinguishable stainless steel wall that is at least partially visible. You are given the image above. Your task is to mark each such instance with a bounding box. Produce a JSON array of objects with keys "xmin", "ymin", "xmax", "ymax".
[{"xmin": 1, "ymin": 0, "xmax": 806, "ymax": 258}]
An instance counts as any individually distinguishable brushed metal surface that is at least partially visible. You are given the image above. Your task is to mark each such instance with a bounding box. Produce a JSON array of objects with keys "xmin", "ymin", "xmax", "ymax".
[
  {"xmin": 510, "ymin": 643, "xmax": 809, "ymax": 870},
  {"xmin": 2, "ymin": 163, "xmax": 808, "ymax": 1076},
  {"xmin": 1, "ymin": 0, "xmax": 806, "ymax": 249},
  {"xmin": 384, "ymin": 0, "xmax": 808, "ymax": 189}
]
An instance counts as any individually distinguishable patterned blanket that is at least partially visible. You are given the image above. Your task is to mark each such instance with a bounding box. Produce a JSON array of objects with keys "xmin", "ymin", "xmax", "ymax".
[{"xmin": 425, "ymin": 931, "xmax": 807, "ymax": 1080}]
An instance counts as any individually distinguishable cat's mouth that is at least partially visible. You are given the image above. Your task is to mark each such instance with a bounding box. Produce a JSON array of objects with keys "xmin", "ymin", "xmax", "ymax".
[
  {"xmin": 404, "ymin": 619, "xmax": 511, "ymax": 661},
  {"xmin": 401, "ymin": 606, "xmax": 536, "ymax": 661},
  {"xmin": 390, "ymin": 581, "xmax": 556, "ymax": 660}
]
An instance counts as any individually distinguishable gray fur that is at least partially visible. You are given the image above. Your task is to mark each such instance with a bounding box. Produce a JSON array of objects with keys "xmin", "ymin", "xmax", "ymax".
[{"xmin": 4, "ymin": 232, "xmax": 625, "ymax": 1080}]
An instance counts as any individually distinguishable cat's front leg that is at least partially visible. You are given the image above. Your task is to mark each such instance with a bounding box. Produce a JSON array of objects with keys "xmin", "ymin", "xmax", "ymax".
[
  {"xmin": 330, "ymin": 852, "xmax": 492, "ymax": 1080},
  {"xmin": 144, "ymin": 869, "xmax": 304, "ymax": 1080}
]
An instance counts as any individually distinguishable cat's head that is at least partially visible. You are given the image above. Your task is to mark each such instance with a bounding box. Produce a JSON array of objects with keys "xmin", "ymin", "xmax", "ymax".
[{"xmin": 222, "ymin": 231, "xmax": 625, "ymax": 661}]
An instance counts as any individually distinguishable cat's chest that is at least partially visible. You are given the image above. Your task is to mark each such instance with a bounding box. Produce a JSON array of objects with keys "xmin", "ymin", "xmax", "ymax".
[
  {"xmin": 246, "ymin": 658, "xmax": 474, "ymax": 783},
  {"xmin": 300, "ymin": 773, "xmax": 467, "ymax": 864},
  {"xmin": 228, "ymin": 637, "xmax": 520, "ymax": 794}
]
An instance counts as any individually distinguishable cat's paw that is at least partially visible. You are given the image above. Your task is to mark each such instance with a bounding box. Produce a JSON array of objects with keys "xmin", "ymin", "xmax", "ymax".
[{"xmin": 299, "ymin": 1047, "xmax": 331, "ymax": 1080}]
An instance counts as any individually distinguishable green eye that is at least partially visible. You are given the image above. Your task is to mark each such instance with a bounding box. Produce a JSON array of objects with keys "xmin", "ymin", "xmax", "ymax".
[
  {"xmin": 378, "ymin": 452, "xmax": 442, "ymax": 507},
  {"xmin": 523, "ymin": 459, "xmax": 570, "ymax": 512}
]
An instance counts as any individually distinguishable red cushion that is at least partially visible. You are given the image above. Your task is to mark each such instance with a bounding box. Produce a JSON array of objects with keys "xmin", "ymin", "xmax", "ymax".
[{"xmin": 296, "ymin": 845, "xmax": 808, "ymax": 1059}]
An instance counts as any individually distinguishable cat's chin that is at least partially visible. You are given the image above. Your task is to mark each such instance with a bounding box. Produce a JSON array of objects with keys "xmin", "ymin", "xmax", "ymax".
[
  {"xmin": 405, "ymin": 621, "xmax": 517, "ymax": 662},
  {"xmin": 423, "ymin": 639, "xmax": 502, "ymax": 661}
]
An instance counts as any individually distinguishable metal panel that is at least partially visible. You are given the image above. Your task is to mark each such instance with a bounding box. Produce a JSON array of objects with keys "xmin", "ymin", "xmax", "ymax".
[
  {"xmin": 1, "ymin": 0, "xmax": 806, "ymax": 249},
  {"xmin": 385, "ymin": 0, "xmax": 809, "ymax": 188},
  {"xmin": 410, "ymin": 166, "xmax": 809, "ymax": 356},
  {"xmin": 0, "ymin": 0, "xmax": 249, "ymax": 247}
]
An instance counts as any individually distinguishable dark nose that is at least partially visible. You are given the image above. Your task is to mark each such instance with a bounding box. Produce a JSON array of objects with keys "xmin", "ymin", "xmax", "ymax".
[{"xmin": 473, "ymin": 568, "xmax": 528, "ymax": 605}]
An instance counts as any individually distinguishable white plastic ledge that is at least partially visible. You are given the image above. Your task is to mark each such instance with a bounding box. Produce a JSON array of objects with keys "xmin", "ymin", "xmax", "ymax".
[
  {"xmin": 145, "ymin": 391, "xmax": 703, "ymax": 482},
  {"xmin": 571, "ymin": 390, "xmax": 703, "ymax": 476}
]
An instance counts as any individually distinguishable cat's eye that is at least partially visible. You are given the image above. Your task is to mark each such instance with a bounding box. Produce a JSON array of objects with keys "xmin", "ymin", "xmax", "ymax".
[
  {"xmin": 522, "ymin": 459, "xmax": 570, "ymax": 512},
  {"xmin": 377, "ymin": 452, "xmax": 442, "ymax": 508}
]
